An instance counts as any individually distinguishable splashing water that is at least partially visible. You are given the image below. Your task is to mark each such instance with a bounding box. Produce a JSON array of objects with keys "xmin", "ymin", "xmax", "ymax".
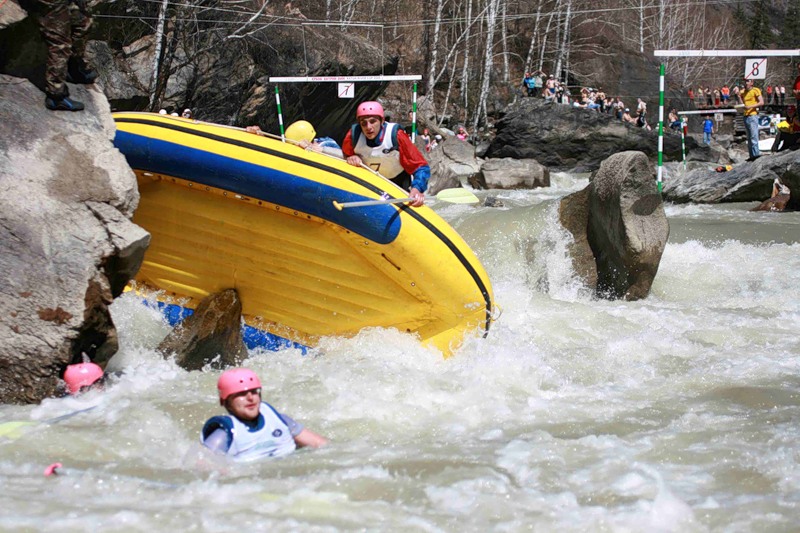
[{"xmin": 2, "ymin": 175, "xmax": 799, "ymax": 531}]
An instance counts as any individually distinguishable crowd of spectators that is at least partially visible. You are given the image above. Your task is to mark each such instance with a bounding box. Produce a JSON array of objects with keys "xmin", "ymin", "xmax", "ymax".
[
  {"xmin": 688, "ymin": 82, "xmax": 790, "ymax": 109},
  {"xmin": 521, "ymin": 72, "xmax": 652, "ymax": 129}
]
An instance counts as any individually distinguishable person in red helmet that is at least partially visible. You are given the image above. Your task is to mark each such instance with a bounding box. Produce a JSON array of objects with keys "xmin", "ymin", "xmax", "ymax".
[
  {"xmin": 63, "ymin": 361, "xmax": 105, "ymax": 395},
  {"xmin": 201, "ymin": 368, "xmax": 327, "ymax": 461},
  {"xmin": 342, "ymin": 101, "xmax": 431, "ymax": 207}
]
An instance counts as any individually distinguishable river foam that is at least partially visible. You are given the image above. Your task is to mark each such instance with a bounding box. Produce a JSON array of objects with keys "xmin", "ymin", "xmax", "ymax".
[{"xmin": 1, "ymin": 177, "xmax": 799, "ymax": 531}]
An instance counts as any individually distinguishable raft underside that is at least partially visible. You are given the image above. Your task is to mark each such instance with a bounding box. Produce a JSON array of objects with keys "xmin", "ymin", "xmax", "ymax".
[{"xmin": 134, "ymin": 173, "xmax": 483, "ymax": 353}]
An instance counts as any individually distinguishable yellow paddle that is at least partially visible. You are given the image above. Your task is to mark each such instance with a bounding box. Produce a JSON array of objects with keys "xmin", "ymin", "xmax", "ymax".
[
  {"xmin": 0, "ymin": 421, "xmax": 36, "ymax": 440},
  {"xmin": 333, "ymin": 188, "xmax": 479, "ymax": 210}
]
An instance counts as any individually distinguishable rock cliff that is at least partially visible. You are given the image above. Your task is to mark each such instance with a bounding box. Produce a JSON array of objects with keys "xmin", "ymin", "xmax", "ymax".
[{"xmin": 0, "ymin": 76, "xmax": 148, "ymax": 403}]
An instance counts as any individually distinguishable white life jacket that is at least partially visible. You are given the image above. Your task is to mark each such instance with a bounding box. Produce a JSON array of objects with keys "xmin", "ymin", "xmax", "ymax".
[
  {"xmin": 202, "ymin": 402, "xmax": 297, "ymax": 462},
  {"xmin": 351, "ymin": 122, "xmax": 405, "ymax": 179}
]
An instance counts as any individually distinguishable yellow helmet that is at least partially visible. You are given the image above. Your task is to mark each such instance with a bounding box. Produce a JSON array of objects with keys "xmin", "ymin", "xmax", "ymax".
[{"xmin": 285, "ymin": 120, "xmax": 316, "ymax": 143}]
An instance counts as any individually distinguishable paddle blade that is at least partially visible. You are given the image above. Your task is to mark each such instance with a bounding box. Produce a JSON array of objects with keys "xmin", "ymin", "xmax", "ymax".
[
  {"xmin": 434, "ymin": 188, "xmax": 479, "ymax": 204},
  {"xmin": 0, "ymin": 421, "xmax": 35, "ymax": 440}
]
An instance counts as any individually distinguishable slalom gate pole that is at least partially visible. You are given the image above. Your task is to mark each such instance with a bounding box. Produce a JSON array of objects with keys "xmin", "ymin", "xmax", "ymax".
[
  {"xmin": 681, "ymin": 117, "xmax": 687, "ymax": 169},
  {"xmin": 411, "ymin": 82, "xmax": 418, "ymax": 143},
  {"xmin": 657, "ymin": 64, "xmax": 665, "ymax": 193},
  {"xmin": 275, "ymin": 85, "xmax": 285, "ymax": 142}
]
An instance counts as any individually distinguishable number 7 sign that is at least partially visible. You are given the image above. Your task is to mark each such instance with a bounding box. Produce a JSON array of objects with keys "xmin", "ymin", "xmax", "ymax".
[{"xmin": 338, "ymin": 83, "xmax": 355, "ymax": 98}]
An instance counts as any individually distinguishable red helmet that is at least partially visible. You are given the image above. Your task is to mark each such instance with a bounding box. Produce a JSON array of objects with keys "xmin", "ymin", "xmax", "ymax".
[
  {"xmin": 63, "ymin": 362, "xmax": 104, "ymax": 394},
  {"xmin": 217, "ymin": 368, "xmax": 261, "ymax": 401},
  {"xmin": 356, "ymin": 101, "xmax": 384, "ymax": 121}
]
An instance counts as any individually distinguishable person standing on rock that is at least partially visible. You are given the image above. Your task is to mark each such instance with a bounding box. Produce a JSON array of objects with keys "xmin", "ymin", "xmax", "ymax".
[
  {"xmin": 342, "ymin": 101, "xmax": 430, "ymax": 207},
  {"xmin": 545, "ymin": 75, "xmax": 557, "ymax": 102},
  {"xmin": 201, "ymin": 368, "xmax": 328, "ymax": 461},
  {"xmin": 35, "ymin": 0, "xmax": 98, "ymax": 111},
  {"xmin": 702, "ymin": 115, "xmax": 714, "ymax": 145},
  {"xmin": 739, "ymin": 78, "xmax": 764, "ymax": 162}
]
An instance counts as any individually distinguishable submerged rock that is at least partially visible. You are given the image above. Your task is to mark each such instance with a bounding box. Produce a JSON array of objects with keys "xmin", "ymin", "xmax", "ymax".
[
  {"xmin": 157, "ymin": 290, "xmax": 248, "ymax": 371},
  {"xmin": 559, "ymin": 151, "xmax": 669, "ymax": 300},
  {"xmin": 752, "ymin": 193, "xmax": 791, "ymax": 212},
  {"xmin": 0, "ymin": 76, "xmax": 148, "ymax": 403}
]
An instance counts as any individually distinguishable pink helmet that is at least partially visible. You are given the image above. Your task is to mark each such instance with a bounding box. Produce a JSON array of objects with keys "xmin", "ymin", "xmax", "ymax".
[
  {"xmin": 218, "ymin": 368, "xmax": 262, "ymax": 401},
  {"xmin": 356, "ymin": 101, "xmax": 384, "ymax": 121},
  {"xmin": 63, "ymin": 362, "xmax": 104, "ymax": 394}
]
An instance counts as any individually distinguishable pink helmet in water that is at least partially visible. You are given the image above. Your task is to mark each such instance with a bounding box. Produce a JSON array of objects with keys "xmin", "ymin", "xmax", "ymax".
[
  {"xmin": 218, "ymin": 368, "xmax": 262, "ymax": 402},
  {"xmin": 356, "ymin": 101, "xmax": 384, "ymax": 121},
  {"xmin": 63, "ymin": 362, "xmax": 104, "ymax": 394}
]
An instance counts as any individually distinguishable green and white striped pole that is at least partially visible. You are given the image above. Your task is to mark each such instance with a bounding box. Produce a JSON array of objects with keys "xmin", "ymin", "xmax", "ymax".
[
  {"xmin": 657, "ymin": 63, "xmax": 665, "ymax": 193},
  {"xmin": 275, "ymin": 85, "xmax": 285, "ymax": 142},
  {"xmin": 411, "ymin": 82, "xmax": 418, "ymax": 143},
  {"xmin": 681, "ymin": 117, "xmax": 687, "ymax": 169}
]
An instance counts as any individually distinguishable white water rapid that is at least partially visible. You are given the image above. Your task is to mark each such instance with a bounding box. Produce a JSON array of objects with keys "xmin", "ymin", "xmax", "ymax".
[{"xmin": 1, "ymin": 173, "xmax": 799, "ymax": 531}]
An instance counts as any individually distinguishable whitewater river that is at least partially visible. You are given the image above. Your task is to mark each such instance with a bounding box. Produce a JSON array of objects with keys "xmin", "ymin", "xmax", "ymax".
[{"xmin": 1, "ymin": 172, "xmax": 799, "ymax": 532}]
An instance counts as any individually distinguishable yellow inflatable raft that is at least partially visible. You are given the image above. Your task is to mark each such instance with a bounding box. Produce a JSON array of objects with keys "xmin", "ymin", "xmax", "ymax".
[{"xmin": 113, "ymin": 112, "xmax": 494, "ymax": 356}]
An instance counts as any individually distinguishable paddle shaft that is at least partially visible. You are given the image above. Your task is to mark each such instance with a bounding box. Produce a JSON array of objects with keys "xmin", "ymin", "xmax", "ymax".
[{"xmin": 333, "ymin": 197, "xmax": 412, "ymax": 210}]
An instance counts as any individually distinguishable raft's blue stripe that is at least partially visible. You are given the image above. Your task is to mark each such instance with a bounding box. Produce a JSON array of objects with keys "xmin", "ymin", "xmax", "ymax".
[
  {"xmin": 113, "ymin": 130, "xmax": 402, "ymax": 245},
  {"xmin": 155, "ymin": 302, "xmax": 307, "ymax": 354}
]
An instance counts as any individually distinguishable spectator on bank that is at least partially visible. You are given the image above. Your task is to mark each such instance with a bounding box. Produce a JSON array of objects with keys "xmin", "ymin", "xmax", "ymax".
[
  {"xmin": 702, "ymin": 115, "xmax": 714, "ymax": 145},
  {"xmin": 532, "ymin": 71, "xmax": 545, "ymax": 97},
  {"xmin": 636, "ymin": 98, "xmax": 647, "ymax": 120},
  {"xmin": 404, "ymin": 111, "xmax": 415, "ymax": 136},
  {"xmin": 732, "ymin": 84, "xmax": 741, "ymax": 102},
  {"xmin": 739, "ymin": 77, "xmax": 764, "ymax": 162},
  {"xmin": 721, "ymin": 85, "xmax": 730, "ymax": 104},
  {"xmin": 622, "ymin": 108, "xmax": 637, "ymax": 125},
  {"xmin": 420, "ymin": 128, "xmax": 431, "ymax": 151},
  {"xmin": 544, "ymin": 75, "xmax": 557, "ymax": 102},
  {"xmin": 522, "ymin": 72, "xmax": 536, "ymax": 97},
  {"xmin": 705, "ymin": 87, "xmax": 713, "ymax": 107},
  {"xmin": 36, "ymin": 0, "xmax": 98, "ymax": 111},
  {"xmin": 772, "ymin": 105, "xmax": 800, "ymax": 153},
  {"xmin": 779, "ymin": 85, "xmax": 786, "ymax": 106},
  {"xmin": 668, "ymin": 109, "xmax": 682, "ymax": 130}
]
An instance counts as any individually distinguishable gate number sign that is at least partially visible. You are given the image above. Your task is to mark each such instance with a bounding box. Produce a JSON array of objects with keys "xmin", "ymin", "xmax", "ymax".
[
  {"xmin": 338, "ymin": 83, "xmax": 355, "ymax": 98},
  {"xmin": 744, "ymin": 58, "xmax": 767, "ymax": 80}
]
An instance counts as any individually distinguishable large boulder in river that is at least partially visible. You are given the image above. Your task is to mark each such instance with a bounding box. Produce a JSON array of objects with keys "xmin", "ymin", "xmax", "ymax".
[
  {"xmin": 486, "ymin": 98, "xmax": 695, "ymax": 172},
  {"xmin": 157, "ymin": 289, "xmax": 248, "ymax": 371},
  {"xmin": 0, "ymin": 77, "xmax": 149, "ymax": 404},
  {"xmin": 661, "ymin": 149, "xmax": 800, "ymax": 207},
  {"xmin": 476, "ymin": 158, "xmax": 550, "ymax": 190},
  {"xmin": 559, "ymin": 151, "xmax": 669, "ymax": 300},
  {"xmin": 426, "ymin": 136, "xmax": 481, "ymax": 192}
]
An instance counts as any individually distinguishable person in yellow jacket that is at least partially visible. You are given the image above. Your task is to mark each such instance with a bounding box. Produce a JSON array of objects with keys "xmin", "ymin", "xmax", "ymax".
[{"xmin": 739, "ymin": 78, "xmax": 764, "ymax": 162}]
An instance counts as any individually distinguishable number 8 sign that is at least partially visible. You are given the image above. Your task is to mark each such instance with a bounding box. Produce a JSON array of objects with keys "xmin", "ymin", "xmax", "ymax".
[{"xmin": 744, "ymin": 58, "xmax": 767, "ymax": 80}]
